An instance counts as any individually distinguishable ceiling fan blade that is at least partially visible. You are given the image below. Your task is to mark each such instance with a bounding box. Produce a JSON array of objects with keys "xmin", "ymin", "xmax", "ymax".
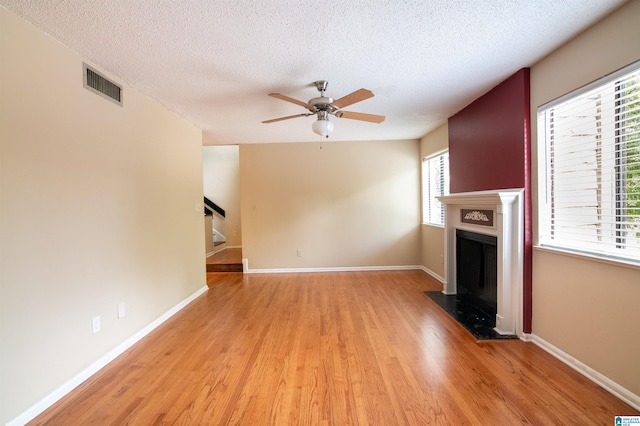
[
  {"xmin": 337, "ymin": 111, "xmax": 385, "ymax": 123},
  {"xmin": 331, "ymin": 88, "xmax": 374, "ymax": 109},
  {"xmin": 268, "ymin": 93, "xmax": 310, "ymax": 109},
  {"xmin": 262, "ymin": 113, "xmax": 312, "ymax": 124}
]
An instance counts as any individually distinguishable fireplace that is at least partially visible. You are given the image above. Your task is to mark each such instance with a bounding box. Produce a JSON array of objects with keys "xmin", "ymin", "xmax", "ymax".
[
  {"xmin": 438, "ymin": 189, "xmax": 524, "ymax": 336},
  {"xmin": 456, "ymin": 229, "xmax": 497, "ymax": 316}
]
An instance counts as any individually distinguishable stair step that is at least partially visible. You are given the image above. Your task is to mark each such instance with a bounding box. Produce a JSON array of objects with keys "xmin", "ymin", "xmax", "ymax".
[{"xmin": 207, "ymin": 263, "xmax": 243, "ymax": 273}]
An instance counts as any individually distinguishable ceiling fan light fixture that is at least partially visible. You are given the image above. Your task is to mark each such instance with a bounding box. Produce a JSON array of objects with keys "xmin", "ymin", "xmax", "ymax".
[{"xmin": 312, "ymin": 118, "xmax": 334, "ymax": 138}]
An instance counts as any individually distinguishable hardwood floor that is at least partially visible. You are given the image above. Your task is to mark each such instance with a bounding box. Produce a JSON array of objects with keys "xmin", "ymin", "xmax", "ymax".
[
  {"xmin": 30, "ymin": 271, "xmax": 636, "ymax": 425},
  {"xmin": 206, "ymin": 248, "xmax": 242, "ymax": 265}
]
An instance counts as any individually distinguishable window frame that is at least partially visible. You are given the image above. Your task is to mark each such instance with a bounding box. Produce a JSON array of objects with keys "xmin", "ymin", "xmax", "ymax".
[
  {"xmin": 422, "ymin": 150, "xmax": 449, "ymax": 227},
  {"xmin": 537, "ymin": 60, "xmax": 640, "ymax": 265}
]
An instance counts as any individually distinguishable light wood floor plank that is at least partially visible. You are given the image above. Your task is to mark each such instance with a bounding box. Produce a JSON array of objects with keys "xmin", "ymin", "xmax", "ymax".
[{"xmin": 29, "ymin": 270, "xmax": 636, "ymax": 425}]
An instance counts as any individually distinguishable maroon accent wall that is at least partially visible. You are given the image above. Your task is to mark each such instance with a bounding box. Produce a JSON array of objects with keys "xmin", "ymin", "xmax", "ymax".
[
  {"xmin": 449, "ymin": 70, "xmax": 528, "ymax": 192},
  {"xmin": 448, "ymin": 68, "xmax": 532, "ymax": 333}
]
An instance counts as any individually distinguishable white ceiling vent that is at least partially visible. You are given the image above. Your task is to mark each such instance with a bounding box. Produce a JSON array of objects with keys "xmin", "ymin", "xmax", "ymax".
[{"xmin": 83, "ymin": 63, "xmax": 122, "ymax": 106}]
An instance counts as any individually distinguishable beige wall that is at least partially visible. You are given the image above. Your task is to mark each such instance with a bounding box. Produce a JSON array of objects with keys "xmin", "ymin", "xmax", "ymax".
[
  {"xmin": 204, "ymin": 216, "xmax": 215, "ymax": 253},
  {"xmin": 202, "ymin": 145, "xmax": 242, "ymax": 247},
  {"xmin": 530, "ymin": 0, "xmax": 640, "ymax": 396},
  {"xmin": 239, "ymin": 140, "xmax": 421, "ymax": 269},
  {"xmin": 0, "ymin": 8, "xmax": 206, "ymax": 424},
  {"xmin": 419, "ymin": 123, "xmax": 449, "ymax": 280}
]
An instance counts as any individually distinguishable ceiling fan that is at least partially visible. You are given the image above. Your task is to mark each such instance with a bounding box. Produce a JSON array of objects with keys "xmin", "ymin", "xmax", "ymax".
[{"xmin": 262, "ymin": 80, "xmax": 385, "ymax": 138}]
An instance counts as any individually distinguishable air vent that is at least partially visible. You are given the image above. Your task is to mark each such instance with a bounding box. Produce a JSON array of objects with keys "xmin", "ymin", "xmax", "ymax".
[{"xmin": 83, "ymin": 63, "xmax": 122, "ymax": 106}]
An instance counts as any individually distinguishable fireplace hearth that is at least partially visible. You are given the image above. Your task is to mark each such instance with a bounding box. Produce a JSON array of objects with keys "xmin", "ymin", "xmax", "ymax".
[{"xmin": 423, "ymin": 291, "xmax": 517, "ymax": 340}]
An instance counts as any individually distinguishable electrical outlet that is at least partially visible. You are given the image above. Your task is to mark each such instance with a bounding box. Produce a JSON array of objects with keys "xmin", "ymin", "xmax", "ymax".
[
  {"xmin": 92, "ymin": 316, "xmax": 101, "ymax": 334},
  {"xmin": 297, "ymin": 249, "xmax": 303, "ymax": 257},
  {"xmin": 118, "ymin": 302, "xmax": 126, "ymax": 319}
]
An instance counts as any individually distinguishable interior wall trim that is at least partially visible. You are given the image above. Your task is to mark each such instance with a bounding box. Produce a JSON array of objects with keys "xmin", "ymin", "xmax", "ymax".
[
  {"xmin": 7, "ymin": 285, "xmax": 209, "ymax": 426},
  {"xmin": 418, "ymin": 265, "xmax": 446, "ymax": 284},
  {"xmin": 212, "ymin": 244, "xmax": 227, "ymax": 255},
  {"xmin": 242, "ymin": 259, "xmax": 425, "ymax": 275},
  {"xmin": 526, "ymin": 333, "xmax": 640, "ymax": 411}
]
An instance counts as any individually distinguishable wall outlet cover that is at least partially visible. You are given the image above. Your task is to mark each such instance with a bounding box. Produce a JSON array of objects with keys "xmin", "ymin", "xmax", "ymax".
[{"xmin": 92, "ymin": 316, "xmax": 101, "ymax": 334}]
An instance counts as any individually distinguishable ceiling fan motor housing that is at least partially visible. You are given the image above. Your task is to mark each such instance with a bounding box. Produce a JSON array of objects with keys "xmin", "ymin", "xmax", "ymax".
[{"xmin": 309, "ymin": 96, "xmax": 335, "ymax": 112}]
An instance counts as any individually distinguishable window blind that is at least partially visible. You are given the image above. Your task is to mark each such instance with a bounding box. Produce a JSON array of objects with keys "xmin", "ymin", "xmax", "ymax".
[
  {"xmin": 423, "ymin": 151, "xmax": 449, "ymax": 226},
  {"xmin": 539, "ymin": 62, "xmax": 640, "ymax": 263}
]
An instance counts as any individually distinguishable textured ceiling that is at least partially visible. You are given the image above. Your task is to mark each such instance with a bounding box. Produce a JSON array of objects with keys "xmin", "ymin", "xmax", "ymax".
[{"xmin": 0, "ymin": 0, "xmax": 628, "ymax": 144}]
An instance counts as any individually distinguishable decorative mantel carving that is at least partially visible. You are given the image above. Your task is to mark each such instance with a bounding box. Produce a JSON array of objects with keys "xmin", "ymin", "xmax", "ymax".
[
  {"xmin": 461, "ymin": 209, "xmax": 494, "ymax": 226},
  {"xmin": 438, "ymin": 189, "xmax": 524, "ymax": 336}
]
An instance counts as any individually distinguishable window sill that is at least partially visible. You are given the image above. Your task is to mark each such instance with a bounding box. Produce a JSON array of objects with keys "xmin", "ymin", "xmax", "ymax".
[
  {"xmin": 422, "ymin": 223, "xmax": 445, "ymax": 229},
  {"xmin": 534, "ymin": 245, "xmax": 640, "ymax": 271}
]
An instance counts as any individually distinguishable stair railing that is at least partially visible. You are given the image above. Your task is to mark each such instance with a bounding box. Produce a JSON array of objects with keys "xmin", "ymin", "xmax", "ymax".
[{"xmin": 203, "ymin": 197, "xmax": 225, "ymax": 217}]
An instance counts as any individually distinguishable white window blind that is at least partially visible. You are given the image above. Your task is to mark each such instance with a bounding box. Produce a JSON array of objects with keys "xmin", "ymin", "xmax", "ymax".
[
  {"xmin": 538, "ymin": 62, "xmax": 640, "ymax": 263},
  {"xmin": 423, "ymin": 151, "xmax": 449, "ymax": 226}
]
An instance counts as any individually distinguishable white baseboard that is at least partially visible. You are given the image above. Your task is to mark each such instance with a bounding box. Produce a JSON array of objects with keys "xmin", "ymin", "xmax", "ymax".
[
  {"xmin": 526, "ymin": 333, "xmax": 640, "ymax": 411},
  {"xmin": 242, "ymin": 259, "xmax": 425, "ymax": 274},
  {"xmin": 418, "ymin": 265, "xmax": 446, "ymax": 284},
  {"xmin": 7, "ymin": 285, "xmax": 209, "ymax": 426},
  {"xmin": 212, "ymin": 243, "xmax": 227, "ymax": 254},
  {"xmin": 207, "ymin": 245, "xmax": 241, "ymax": 258}
]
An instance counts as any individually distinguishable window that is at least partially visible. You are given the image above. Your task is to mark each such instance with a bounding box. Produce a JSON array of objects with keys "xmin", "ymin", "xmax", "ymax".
[
  {"xmin": 538, "ymin": 61, "xmax": 640, "ymax": 263},
  {"xmin": 422, "ymin": 151, "xmax": 449, "ymax": 226}
]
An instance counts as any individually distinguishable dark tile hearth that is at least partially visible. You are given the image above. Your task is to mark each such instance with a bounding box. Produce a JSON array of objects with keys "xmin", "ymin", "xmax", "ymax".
[{"xmin": 424, "ymin": 291, "xmax": 518, "ymax": 341}]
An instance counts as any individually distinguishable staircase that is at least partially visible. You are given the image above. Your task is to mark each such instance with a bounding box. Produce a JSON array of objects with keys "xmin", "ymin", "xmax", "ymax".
[
  {"xmin": 206, "ymin": 248, "xmax": 243, "ymax": 273},
  {"xmin": 213, "ymin": 228, "xmax": 226, "ymax": 250},
  {"xmin": 203, "ymin": 198, "xmax": 241, "ymax": 272}
]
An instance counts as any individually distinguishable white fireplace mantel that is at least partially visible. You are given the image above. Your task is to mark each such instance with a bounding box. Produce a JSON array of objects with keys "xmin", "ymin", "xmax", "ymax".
[{"xmin": 438, "ymin": 189, "xmax": 524, "ymax": 336}]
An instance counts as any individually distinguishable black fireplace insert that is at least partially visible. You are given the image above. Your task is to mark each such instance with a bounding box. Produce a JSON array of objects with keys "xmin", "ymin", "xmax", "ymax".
[{"xmin": 455, "ymin": 229, "xmax": 498, "ymax": 318}]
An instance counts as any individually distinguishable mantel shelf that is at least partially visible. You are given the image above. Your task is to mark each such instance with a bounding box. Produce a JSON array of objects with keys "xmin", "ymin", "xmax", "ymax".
[{"xmin": 438, "ymin": 188, "xmax": 523, "ymax": 206}]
